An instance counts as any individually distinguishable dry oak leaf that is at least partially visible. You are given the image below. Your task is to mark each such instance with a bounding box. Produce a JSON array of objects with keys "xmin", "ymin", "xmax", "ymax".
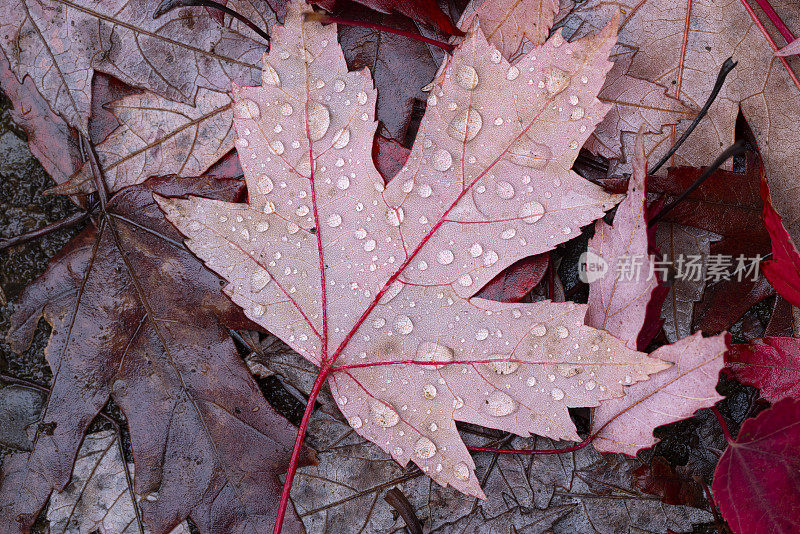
[
  {"xmin": 0, "ymin": 175, "xmax": 304, "ymax": 534},
  {"xmin": 459, "ymin": 0, "xmax": 560, "ymax": 57},
  {"xmin": 561, "ymin": 0, "xmax": 800, "ymax": 240},
  {"xmin": 159, "ymin": 1, "xmax": 670, "ymax": 497},
  {"xmin": 0, "ymin": 0, "xmax": 271, "ymax": 133}
]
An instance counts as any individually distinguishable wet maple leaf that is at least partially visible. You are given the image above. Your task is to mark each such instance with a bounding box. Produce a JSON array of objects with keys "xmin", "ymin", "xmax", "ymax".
[
  {"xmin": 158, "ymin": 2, "xmax": 670, "ymax": 496},
  {"xmin": 0, "ymin": 175, "xmax": 305, "ymax": 533},
  {"xmin": 712, "ymin": 398, "xmax": 800, "ymax": 534},
  {"xmin": 314, "ymin": 0, "xmax": 460, "ymax": 35}
]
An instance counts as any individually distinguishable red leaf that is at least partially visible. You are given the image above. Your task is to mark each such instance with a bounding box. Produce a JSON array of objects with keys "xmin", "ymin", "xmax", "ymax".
[
  {"xmin": 760, "ymin": 172, "xmax": 800, "ymax": 307},
  {"xmin": 373, "ymin": 134, "xmax": 411, "ymax": 181},
  {"xmin": 726, "ymin": 337, "xmax": 800, "ymax": 403},
  {"xmin": 634, "ymin": 456, "xmax": 708, "ymax": 509},
  {"xmin": 712, "ymin": 398, "xmax": 800, "ymax": 534},
  {"xmin": 474, "ymin": 254, "xmax": 549, "ymax": 303}
]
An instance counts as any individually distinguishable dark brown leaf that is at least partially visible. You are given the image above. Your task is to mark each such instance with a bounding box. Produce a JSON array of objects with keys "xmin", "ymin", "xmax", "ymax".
[{"xmin": 0, "ymin": 175, "xmax": 306, "ymax": 533}]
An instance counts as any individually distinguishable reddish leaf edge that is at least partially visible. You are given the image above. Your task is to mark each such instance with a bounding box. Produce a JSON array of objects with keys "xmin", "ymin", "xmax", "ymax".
[{"xmin": 759, "ymin": 168, "xmax": 800, "ymax": 307}]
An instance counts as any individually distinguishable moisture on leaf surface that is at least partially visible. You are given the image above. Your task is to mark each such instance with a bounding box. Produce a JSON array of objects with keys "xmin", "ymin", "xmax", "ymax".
[{"xmin": 158, "ymin": 1, "xmax": 670, "ymax": 496}]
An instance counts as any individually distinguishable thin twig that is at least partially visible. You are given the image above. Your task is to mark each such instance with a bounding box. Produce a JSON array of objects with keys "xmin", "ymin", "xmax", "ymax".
[
  {"xmin": 649, "ymin": 58, "xmax": 737, "ymax": 175},
  {"xmin": 0, "ymin": 211, "xmax": 90, "ymax": 252},
  {"xmin": 153, "ymin": 0, "xmax": 270, "ymax": 42},
  {"xmin": 648, "ymin": 142, "xmax": 747, "ymax": 227}
]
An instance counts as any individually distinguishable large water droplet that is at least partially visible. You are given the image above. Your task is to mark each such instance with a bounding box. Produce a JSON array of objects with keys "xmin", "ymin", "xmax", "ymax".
[
  {"xmin": 333, "ymin": 79, "xmax": 346, "ymax": 92},
  {"xmin": 269, "ymin": 140, "xmax": 285, "ymax": 155},
  {"xmin": 520, "ymin": 201, "xmax": 545, "ymax": 223},
  {"xmin": 556, "ymin": 326, "xmax": 569, "ymax": 338},
  {"xmin": 531, "ymin": 323, "xmax": 546, "ymax": 337},
  {"xmin": 571, "ymin": 107, "xmax": 585, "ymax": 120},
  {"xmin": 453, "ymin": 462, "xmax": 470, "ymax": 481},
  {"xmin": 380, "ymin": 280, "xmax": 403, "ymax": 304},
  {"xmin": 551, "ymin": 388, "xmax": 565, "ymax": 401},
  {"xmin": 308, "ymin": 101, "xmax": 331, "ymax": 141},
  {"xmin": 423, "ymin": 384, "xmax": 437, "ymax": 399},
  {"xmin": 357, "ymin": 91, "xmax": 368, "ymax": 105},
  {"xmin": 470, "ymin": 243, "xmax": 483, "ymax": 257},
  {"xmin": 349, "ymin": 416, "xmax": 362, "ymax": 429},
  {"xmin": 414, "ymin": 437, "xmax": 437, "ymax": 459},
  {"xmin": 448, "ymin": 108, "xmax": 483, "ymax": 142},
  {"xmin": 509, "ymin": 138, "xmax": 552, "ymax": 169},
  {"xmin": 258, "ymin": 175, "xmax": 274, "ymax": 194},
  {"xmin": 484, "ymin": 391, "xmax": 517, "ymax": 417},
  {"xmin": 332, "ymin": 128, "xmax": 351, "ymax": 149},
  {"xmin": 261, "ymin": 63, "xmax": 280, "ymax": 86},
  {"xmin": 394, "ymin": 315, "xmax": 414, "ymax": 335},
  {"xmin": 545, "ymin": 67, "xmax": 570, "ymax": 96},
  {"xmin": 251, "ymin": 269, "xmax": 271, "ymax": 291},
  {"xmin": 234, "ymin": 98, "xmax": 261, "ymax": 120},
  {"xmin": 496, "ymin": 181, "xmax": 515, "ymax": 199},
  {"xmin": 386, "ymin": 207, "xmax": 405, "ymax": 226},
  {"xmin": 280, "ymin": 103, "xmax": 293, "ymax": 116},
  {"xmin": 418, "ymin": 184, "xmax": 433, "ymax": 198},
  {"xmin": 415, "ymin": 342, "xmax": 454, "ymax": 365},
  {"xmin": 456, "ymin": 65, "xmax": 479, "ymax": 90},
  {"xmin": 437, "ymin": 250, "xmax": 454, "ymax": 265},
  {"xmin": 432, "ymin": 149, "xmax": 453, "ymax": 171},
  {"xmin": 371, "ymin": 400, "xmax": 399, "ymax": 427},
  {"xmin": 506, "ymin": 66, "xmax": 520, "ymax": 80},
  {"xmin": 485, "ymin": 357, "xmax": 519, "ymax": 375}
]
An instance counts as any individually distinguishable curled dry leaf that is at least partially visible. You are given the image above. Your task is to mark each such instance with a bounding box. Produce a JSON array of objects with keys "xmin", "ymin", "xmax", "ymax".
[
  {"xmin": 159, "ymin": 1, "xmax": 669, "ymax": 496},
  {"xmin": 561, "ymin": 0, "xmax": 800, "ymax": 243},
  {"xmin": 459, "ymin": 0, "xmax": 560, "ymax": 56},
  {"xmin": 712, "ymin": 398, "xmax": 800, "ymax": 534},
  {"xmin": 0, "ymin": 0, "xmax": 270, "ymax": 133},
  {"xmin": 0, "ymin": 175, "xmax": 304, "ymax": 533}
]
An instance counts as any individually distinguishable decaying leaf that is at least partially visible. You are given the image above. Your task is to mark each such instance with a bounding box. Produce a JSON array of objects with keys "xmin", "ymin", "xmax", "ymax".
[
  {"xmin": 656, "ymin": 223, "xmax": 720, "ymax": 343},
  {"xmin": 561, "ymin": 0, "xmax": 800, "ymax": 243},
  {"xmin": 51, "ymin": 88, "xmax": 235, "ymax": 195},
  {"xmin": 0, "ymin": 0, "xmax": 271, "ymax": 133},
  {"xmin": 585, "ymin": 51, "xmax": 696, "ymax": 166},
  {"xmin": 288, "ymin": 382, "xmax": 713, "ymax": 533},
  {"xmin": 459, "ymin": 0, "xmax": 560, "ymax": 56},
  {"xmin": 0, "ymin": 385, "xmax": 45, "ymax": 451},
  {"xmin": 158, "ymin": 1, "xmax": 673, "ymax": 496},
  {"xmin": 0, "ymin": 51, "xmax": 81, "ymax": 185},
  {"xmin": 337, "ymin": 4, "xmax": 441, "ymax": 142},
  {"xmin": 712, "ymin": 398, "xmax": 800, "ymax": 534},
  {"xmin": 0, "ymin": 175, "xmax": 304, "ymax": 533},
  {"xmin": 45, "ymin": 430, "xmax": 190, "ymax": 534}
]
